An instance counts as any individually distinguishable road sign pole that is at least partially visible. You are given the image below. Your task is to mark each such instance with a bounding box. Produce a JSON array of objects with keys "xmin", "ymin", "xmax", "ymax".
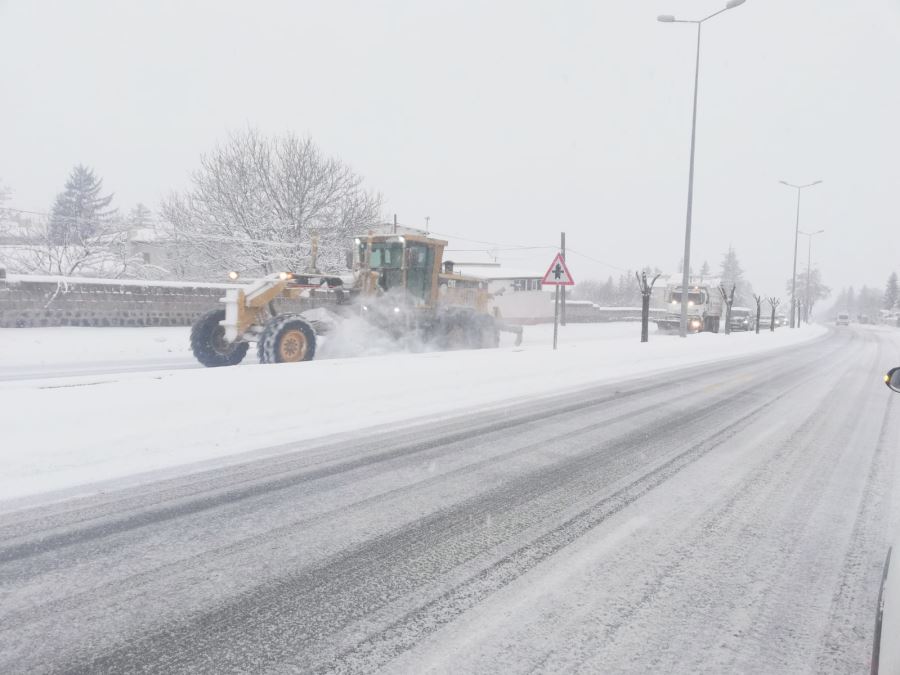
[
  {"xmin": 553, "ymin": 285, "xmax": 560, "ymax": 350},
  {"xmin": 560, "ymin": 232, "xmax": 566, "ymax": 327},
  {"xmin": 542, "ymin": 251, "xmax": 574, "ymax": 352}
]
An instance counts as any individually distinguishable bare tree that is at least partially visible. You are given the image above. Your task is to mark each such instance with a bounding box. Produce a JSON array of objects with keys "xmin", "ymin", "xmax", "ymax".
[
  {"xmin": 0, "ymin": 179, "xmax": 10, "ymax": 215},
  {"xmin": 5, "ymin": 212, "xmax": 138, "ymax": 277},
  {"xmin": 163, "ymin": 129, "xmax": 382, "ymax": 279},
  {"xmin": 635, "ymin": 270, "xmax": 661, "ymax": 343},
  {"xmin": 785, "ymin": 268, "xmax": 830, "ymax": 324},
  {"xmin": 719, "ymin": 283, "xmax": 736, "ymax": 335},
  {"xmin": 767, "ymin": 297, "xmax": 781, "ymax": 332},
  {"xmin": 753, "ymin": 294, "xmax": 763, "ymax": 334}
]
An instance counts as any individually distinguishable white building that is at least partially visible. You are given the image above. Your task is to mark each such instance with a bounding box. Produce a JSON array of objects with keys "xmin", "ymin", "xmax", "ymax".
[{"xmin": 444, "ymin": 261, "xmax": 553, "ymax": 324}]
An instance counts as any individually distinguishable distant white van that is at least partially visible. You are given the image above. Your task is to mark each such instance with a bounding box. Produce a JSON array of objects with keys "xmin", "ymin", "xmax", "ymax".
[{"xmin": 836, "ymin": 313, "xmax": 850, "ymax": 326}]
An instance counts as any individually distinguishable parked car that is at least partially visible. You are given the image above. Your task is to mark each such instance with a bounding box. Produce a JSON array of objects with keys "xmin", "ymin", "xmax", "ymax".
[
  {"xmin": 729, "ymin": 307, "xmax": 753, "ymax": 331},
  {"xmin": 836, "ymin": 313, "xmax": 850, "ymax": 326}
]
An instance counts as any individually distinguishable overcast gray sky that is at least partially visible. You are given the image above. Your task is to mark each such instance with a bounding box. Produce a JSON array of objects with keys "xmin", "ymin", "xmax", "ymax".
[{"xmin": 2, "ymin": 0, "xmax": 898, "ymax": 296}]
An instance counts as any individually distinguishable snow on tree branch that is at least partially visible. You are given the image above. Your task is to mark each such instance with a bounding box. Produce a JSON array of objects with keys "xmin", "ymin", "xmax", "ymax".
[{"xmin": 162, "ymin": 129, "xmax": 382, "ymax": 278}]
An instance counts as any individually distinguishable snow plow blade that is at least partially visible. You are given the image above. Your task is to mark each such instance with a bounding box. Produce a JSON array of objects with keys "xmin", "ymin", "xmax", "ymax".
[
  {"xmin": 656, "ymin": 319, "xmax": 680, "ymax": 333},
  {"xmin": 497, "ymin": 322, "xmax": 524, "ymax": 346}
]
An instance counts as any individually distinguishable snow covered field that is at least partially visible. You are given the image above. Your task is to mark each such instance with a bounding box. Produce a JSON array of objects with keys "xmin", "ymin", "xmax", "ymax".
[{"xmin": 0, "ymin": 322, "xmax": 826, "ymax": 505}]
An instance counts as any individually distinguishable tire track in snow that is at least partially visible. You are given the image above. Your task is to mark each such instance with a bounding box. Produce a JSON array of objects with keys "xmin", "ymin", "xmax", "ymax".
[
  {"xmin": 0, "ymin": 329, "xmax": 879, "ymax": 674},
  {"xmin": 45, "ymin": 339, "xmax": 836, "ymax": 674}
]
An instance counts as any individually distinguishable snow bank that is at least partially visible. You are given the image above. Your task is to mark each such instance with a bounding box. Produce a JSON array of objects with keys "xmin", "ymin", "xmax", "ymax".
[
  {"xmin": 0, "ymin": 323, "xmax": 826, "ymax": 504},
  {"xmin": 0, "ymin": 327, "xmax": 194, "ymax": 367}
]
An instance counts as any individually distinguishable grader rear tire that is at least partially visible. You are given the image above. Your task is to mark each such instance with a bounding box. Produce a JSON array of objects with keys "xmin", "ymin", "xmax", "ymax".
[
  {"xmin": 472, "ymin": 315, "xmax": 500, "ymax": 349},
  {"xmin": 190, "ymin": 309, "xmax": 249, "ymax": 367},
  {"xmin": 257, "ymin": 315, "xmax": 317, "ymax": 364},
  {"xmin": 434, "ymin": 310, "xmax": 498, "ymax": 350}
]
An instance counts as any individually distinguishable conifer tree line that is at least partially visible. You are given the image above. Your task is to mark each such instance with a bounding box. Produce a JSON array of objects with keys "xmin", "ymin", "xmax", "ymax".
[{"xmin": 831, "ymin": 271, "xmax": 900, "ymax": 320}]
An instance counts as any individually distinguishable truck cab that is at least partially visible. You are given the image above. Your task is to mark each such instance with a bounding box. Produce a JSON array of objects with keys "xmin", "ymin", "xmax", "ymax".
[{"xmin": 657, "ymin": 278, "xmax": 723, "ymax": 333}]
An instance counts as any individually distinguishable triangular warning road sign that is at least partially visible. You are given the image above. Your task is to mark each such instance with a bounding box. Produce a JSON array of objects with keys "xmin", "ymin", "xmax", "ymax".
[{"xmin": 541, "ymin": 253, "xmax": 574, "ymax": 286}]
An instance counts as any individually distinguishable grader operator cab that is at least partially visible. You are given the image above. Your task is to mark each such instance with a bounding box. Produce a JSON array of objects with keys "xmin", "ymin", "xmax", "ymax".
[{"xmin": 190, "ymin": 228, "xmax": 522, "ymax": 367}]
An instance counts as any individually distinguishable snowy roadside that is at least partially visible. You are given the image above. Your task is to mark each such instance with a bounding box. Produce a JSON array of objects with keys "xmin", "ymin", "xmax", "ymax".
[
  {"xmin": 0, "ymin": 323, "xmax": 827, "ymax": 504},
  {"xmin": 0, "ymin": 322, "xmax": 642, "ymax": 371}
]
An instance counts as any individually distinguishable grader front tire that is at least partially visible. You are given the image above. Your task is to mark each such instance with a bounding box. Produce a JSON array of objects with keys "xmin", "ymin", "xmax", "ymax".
[
  {"xmin": 190, "ymin": 309, "xmax": 249, "ymax": 367},
  {"xmin": 258, "ymin": 315, "xmax": 317, "ymax": 364}
]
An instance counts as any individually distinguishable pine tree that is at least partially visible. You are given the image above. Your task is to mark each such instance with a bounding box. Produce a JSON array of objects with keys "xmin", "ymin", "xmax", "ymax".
[
  {"xmin": 719, "ymin": 246, "xmax": 744, "ymax": 288},
  {"xmin": 719, "ymin": 246, "xmax": 754, "ymax": 305},
  {"xmin": 884, "ymin": 272, "xmax": 899, "ymax": 310},
  {"xmin": 857, "ymin": 285, "xmax": 881, "ymax": 319},
  {"xmin": 48, "ymin": 165, "xmax": 116, "ymax": 244},
  {"xmin": 616, "ymin": 273, "xmax": 631, "ymax": 306},
  {"xmin": 128, "ymin": 203, "xmax": 153, "ymax": 231},
  {"xmin": 601, "ymin": 276, "xmax": 616, "ymax": 306},
  {"xmin": 699, "ymin": 260, "xmax": 711, "ymax": 279}
]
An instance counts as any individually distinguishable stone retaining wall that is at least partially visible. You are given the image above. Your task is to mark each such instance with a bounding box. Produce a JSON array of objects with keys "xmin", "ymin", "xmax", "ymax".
[{"xmin": 0, "ymin": 276, "xmax": 311, "ymax": 328}]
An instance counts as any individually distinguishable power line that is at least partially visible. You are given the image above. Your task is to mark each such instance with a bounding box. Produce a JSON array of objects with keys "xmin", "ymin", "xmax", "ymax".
[
  {"xmin": 429, "ymin": 229, "xmax": 556, "ymax": 251},
  {"xmin": 6, "ymin": 206, "xmax": 636, "ymax": 275},
  {"xmin": 432, "ymin": 229, "xmax": 631, "ymax": 274},
  {"xmin": 444, "ymin": 246, "xmax": 554, "ymax": 253},
  {"xmin": 565, "ymin": 247, "xmax": 631, "ymax": 274}
]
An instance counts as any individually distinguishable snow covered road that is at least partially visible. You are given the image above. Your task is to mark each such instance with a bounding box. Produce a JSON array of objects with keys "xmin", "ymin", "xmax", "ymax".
[
  {"xmin": 1, "ymin": 325, "xmax": 898, "ymax": 673},
  {"xmin": 0, "ymin": 322, "xmax": 825, "ymax": 501}
]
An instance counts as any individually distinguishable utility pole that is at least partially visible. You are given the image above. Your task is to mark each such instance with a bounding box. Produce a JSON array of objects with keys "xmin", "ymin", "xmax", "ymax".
[
  {"xmin": 790, "ymin": 191, "xmax": 800, "ymax": 326},
  {"xmin": 560, "ymin": 232, "xmax": 567, "ymax": 326},
  {"xmin": 779, "ymin": 180, "xmax": 822, "ymax": 327},
  {"xmin": 799, "ymin": 228, "xmax": 824, "ymax": 323},
  {"xmin": 658, "ymin": 0, "xmax": 747, "ymax": 338}
]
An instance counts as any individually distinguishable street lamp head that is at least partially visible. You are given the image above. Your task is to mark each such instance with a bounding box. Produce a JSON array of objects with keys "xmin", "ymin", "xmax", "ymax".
[
  {"xmin": 779, "ymin": 180, "xmax": 792, "ymax": 187},
  {"xmin": 657, "ymin": 14, "xmax": 676, "ymax": 22},
  {"xmin": 811, "ymin": 180, "xmax": 823, "ymax": 186},
  {"xmin": 725, "ymin": 0, "xmax": 746, "ymax": 8}
]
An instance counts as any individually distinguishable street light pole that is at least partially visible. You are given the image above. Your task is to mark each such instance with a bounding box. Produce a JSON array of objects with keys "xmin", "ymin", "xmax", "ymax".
[
  {"xmin": 779, "ymin": 180, "xmax": 822, "ymax": 328},
  {"xmin": 800, "ymin": 229, "xmax": 824, "ymax": 323},
  {"xmin": 658, "ymin": 0, "xmax": 746, "ymax": 337}
]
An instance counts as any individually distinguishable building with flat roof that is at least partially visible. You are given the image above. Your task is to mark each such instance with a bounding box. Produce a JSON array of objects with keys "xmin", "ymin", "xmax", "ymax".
[{"xmin": 444, "ymin": 261, "xmax": 552, "ymax": 324}]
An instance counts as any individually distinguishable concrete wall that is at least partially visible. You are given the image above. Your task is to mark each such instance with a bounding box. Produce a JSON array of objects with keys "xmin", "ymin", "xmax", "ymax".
[
  {"xmin": 0, "ymin": 273, "xmax": 666, "ymax": 329},
  {"xmin": 0, "ymin": 275, "xmax": 313, "ymax": 328},
  {"xmin": 0, "ymin": 276, "xmax": 224, "ymax": 328}
]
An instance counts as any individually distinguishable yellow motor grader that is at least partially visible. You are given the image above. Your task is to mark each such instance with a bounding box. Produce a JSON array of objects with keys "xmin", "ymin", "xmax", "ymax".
[{"xmin": 190, "ymin": 228, "xmax": 523, "ymax": 366}]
